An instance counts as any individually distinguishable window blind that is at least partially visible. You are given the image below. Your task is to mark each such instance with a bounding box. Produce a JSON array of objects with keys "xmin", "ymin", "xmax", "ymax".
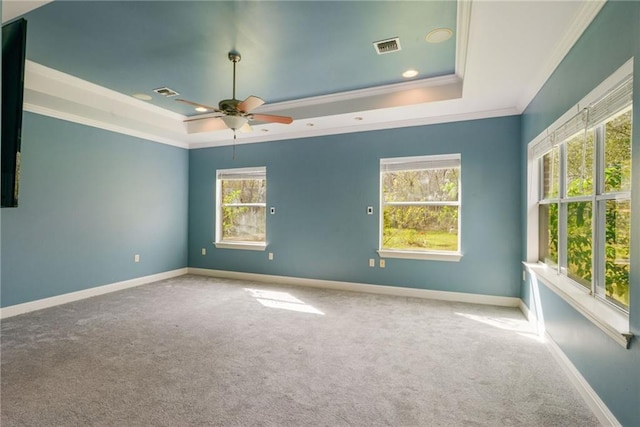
[
  {"xmin": 217, "ymin": 166, "xmax": 266, "ymax": 181},
  {"xmin": 530, "ymin": 74, "xmax": 633, "ymax": 160},
  {"xmin": 381, "ymin": 154, "xmax": 460, "ymax": 172}
]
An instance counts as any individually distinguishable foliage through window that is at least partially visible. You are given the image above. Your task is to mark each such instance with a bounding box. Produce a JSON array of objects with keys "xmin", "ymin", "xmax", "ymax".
[
  {"xmin": 537, "ymin": 81, "xmax": 632, "ymax": 311},
  {"xmin": 380, "ymin": 154, "xmax": 460, "ymax": 254},
  {"xmin": 216, "ymin": 167, "xmax": 266, "ymax": 245}
]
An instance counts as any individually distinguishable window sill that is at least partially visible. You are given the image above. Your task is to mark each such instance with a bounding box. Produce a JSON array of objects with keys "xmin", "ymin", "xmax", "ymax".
[
  {"xmin": 523, "ymin": 262, "xmax": 632, "ymax": 349},
  {"xmin": 214, "ymin": 242, "xmax": 267, "ymax": 251},
  {"xmin": 378, "ymin": 249, "xmax": 462, "ymax": 262}
]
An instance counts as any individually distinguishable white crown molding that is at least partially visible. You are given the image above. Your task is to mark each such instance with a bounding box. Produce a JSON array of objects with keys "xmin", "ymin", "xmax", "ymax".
[
  {"xmin": 255, "ymin": 74, "xmax": 461, "ymax": 114},
  {"xmin": 516, "ymin": 0, "xmax": 606, "ymax": 112},
  {"xmin": 24, "ymin": 61, "xmax": 191, "ymax": 147},
  {"xmin": 26, "ymin": 61, "xmax": 184, "ymax": 120},
  {"xmin": 24, "ymin": 102, "xmax": 190, "ymax": 149},
  {"xmin": 455, "ymin": 0, "xmax": 473, "ymax": 80},
  {"xmin": 0, "ymin": 268, "xmax": 188, "ymax": 319},
  {"xmin": 188, "ymin": 106, "xmax": 519, "ymax": 149}
]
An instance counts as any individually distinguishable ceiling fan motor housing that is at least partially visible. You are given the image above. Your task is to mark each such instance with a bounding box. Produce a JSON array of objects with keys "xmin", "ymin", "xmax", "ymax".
[{"xmin": 219, "ymin": 99, "xmax": 241, "ymax": 114}]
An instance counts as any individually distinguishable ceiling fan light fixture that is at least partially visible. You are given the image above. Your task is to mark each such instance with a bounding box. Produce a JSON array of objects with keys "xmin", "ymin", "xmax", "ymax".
[
  {"xmin": 221, "ymin": 115, "xmax": 248, "ymax": 130},
  {"xmin": 194, "ymin": 106, "xmax": 208, "ymax": 112}
]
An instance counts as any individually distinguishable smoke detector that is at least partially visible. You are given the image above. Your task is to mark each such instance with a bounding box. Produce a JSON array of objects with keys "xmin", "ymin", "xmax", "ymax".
[{"xmin": 373, "ymin": 37, "xmax": 401, "ymax": 55}]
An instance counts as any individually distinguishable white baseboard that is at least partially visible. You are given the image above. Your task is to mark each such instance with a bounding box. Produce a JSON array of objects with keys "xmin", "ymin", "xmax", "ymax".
[
  {"xmin": 187, "ymin": 267, "xmax": 521, "ymax": 307},
  {"xmin": 0, "ymin": 268, "xmax": 188, "ymax": 319},
  {"xmin": 520, "ymin": 300, "xmax": 620, "ymax": 426},
  {"xmin": 544, "ymin": 332, "xmax": 621, "ymax": 426}
]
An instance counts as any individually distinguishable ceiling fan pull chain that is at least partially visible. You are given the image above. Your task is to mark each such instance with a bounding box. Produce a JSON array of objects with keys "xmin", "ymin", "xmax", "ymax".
[{"xmin": 233, "ymin": 131, "xmax": 237, "ymax": 160}]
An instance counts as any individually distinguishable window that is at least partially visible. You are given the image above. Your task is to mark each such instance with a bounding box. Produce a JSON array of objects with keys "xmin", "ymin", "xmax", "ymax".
[
  {"xmin": 215, "ymin": 167, "xmax": 267, "ymax": 250},
  {"xmin": 379, "ymin": 154, "xmax": 461, "ymax": 261},
  {"xmin": 535, "ymin": 75, "xmax": 633, "ymax": 312},
  {"xmin": 526, "ymin": 62, "xmax": 634, "ymax": 348}
]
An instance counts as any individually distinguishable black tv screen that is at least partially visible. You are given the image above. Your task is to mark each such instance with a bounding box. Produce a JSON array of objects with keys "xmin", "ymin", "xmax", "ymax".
[{"xmin": 2, "ymin": 18, "xmax": 27, "ymax": 208}]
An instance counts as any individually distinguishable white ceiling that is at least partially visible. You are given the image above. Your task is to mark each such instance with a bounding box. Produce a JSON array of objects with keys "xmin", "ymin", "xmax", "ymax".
[{"xmin": 4, "ymin": 0, "xmax": 605, "ymax": 149}]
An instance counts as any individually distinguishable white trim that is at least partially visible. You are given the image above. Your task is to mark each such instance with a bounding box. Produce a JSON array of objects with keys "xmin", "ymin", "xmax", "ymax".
[
  {"xmin": 516, "ymin": 0, "xmax": 606, "ymax": 112},
  {"xmin": 26, "ymin": 61, "xmax": 183, "ymax": 120},
  {"xmin": 519, "ymin": 298, "xmax": 621, "ymax": 426},
  {"xmin": 188, "ymin": 107, "xmax": 520, "ymax": 150},
  {"xmin": 254, "ymin": 75, "xmax": 460, "ymax": 113},
  {"xmin": 187, "ymin": 267, "xmax": 519, "ymax": 307},
  {"xmin": 524, "ymin": 263, "xmax": 632, "ymax": 349},
  {"xmin": 24, "ymin": 103, "xmax": 189, "ymax": 149},
  {"xmin": 214, "ymin": 242, "xmax": 267, "ymax": 251},
  {"xmin": 544, "ymin": 331, "xmax": 622, "ymax": 427},
  {"xmin": 0, "ymin": 268, "xmax": 188, "ymax": 319},
  {"xmin": 455, "ymin": 0, "xmax": 472, "ymax": 80},
  {"xmin": 377, "ymin": 250, "xmax": 462, "ymax": 262}
]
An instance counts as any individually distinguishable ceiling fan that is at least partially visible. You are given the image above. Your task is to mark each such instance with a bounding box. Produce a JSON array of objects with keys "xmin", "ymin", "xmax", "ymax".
[{"xmin": 176, "ymin": 51, "xmax": 293, "ymax": 135}]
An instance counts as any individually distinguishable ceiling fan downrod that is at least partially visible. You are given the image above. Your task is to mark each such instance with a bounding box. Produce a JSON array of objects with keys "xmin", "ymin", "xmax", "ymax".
[{"xmin": 229, "ymin": 52, "xmax": 241, "ymax": 101}]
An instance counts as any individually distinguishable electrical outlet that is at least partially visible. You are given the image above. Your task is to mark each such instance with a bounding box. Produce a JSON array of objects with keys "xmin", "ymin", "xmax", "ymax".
[
  {"xmin": 268, "ymin": 252, "xmax": 274, "ymax": 260},
  {"xmin": 380, "ymin": 259, "xmax": 386, "ymax": 268},
  {"xmin": 270, "ymin": 207, "xmax": 276, "ymax": 215},
  {"xmin": 367, "ymin": 206, "xmax": 373, "ymax": 215},
  {"xmin": 369, "ymin": 258, "xmax": 375, "ymax": 267},
  {"xmin": 134, "ymin": 254, "xmax": 140, "ymax": 263},
  {"xmin": 202, "ymin": 248, "xmax": 206, "ymax": 256}
]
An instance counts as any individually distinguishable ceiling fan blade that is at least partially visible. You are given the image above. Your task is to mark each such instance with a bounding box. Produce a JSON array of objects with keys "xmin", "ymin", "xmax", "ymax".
[
  {"xmin": 237, "ymin": 96, "xmax": 265, "ymax": 113},
  {"xmin": 183, "ymin": 117, "xmax": 228, "ymax": 134},
  {"xmin": 175, "ymin": 99, "xmax": 221, "ymax": 113},
  {"xmin": 251, "ymin": 113, "xmax": 294, "ymax": 125}
]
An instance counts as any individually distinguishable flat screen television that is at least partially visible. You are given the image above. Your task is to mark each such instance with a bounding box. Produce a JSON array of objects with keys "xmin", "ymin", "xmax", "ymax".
[{"xmin": 2, "ymin": 18, "xmax": 27, "ymax": 208}]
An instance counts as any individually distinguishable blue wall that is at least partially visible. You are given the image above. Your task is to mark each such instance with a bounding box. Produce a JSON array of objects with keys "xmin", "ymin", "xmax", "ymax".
[
  {"xmin": 521, "ymin": 2, "xmax": 640, "ymax": 425},
  {"xmin": 189, "ymin": 116, "xmax": 522, "ymax": 298},
  {"xmin": 0, "ymin": 113, "xmax": 189, "ymax": 307}
]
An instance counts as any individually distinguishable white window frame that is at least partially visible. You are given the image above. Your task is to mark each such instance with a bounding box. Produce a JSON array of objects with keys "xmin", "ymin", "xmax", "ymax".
[
  {"xmin": 525, "ymin": 59, "xmax": 633, "ymax": 348},
  {"xmin": 215, "ymin": 166, "xmax": 267, "ymax": 251},
  {"xmin": 378, "ymin": 153, "xmax": 462, "ymax": 262}
]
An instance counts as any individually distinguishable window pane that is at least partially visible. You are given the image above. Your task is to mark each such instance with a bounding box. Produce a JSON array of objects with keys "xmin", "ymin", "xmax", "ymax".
[
  {"xmin": 221, "ymin": 179, "xmax": 266, "ymax": 204},
  {"xmin": 566, "ymin": 201, "xmax": 592, "ymax": 289},
  {"xmin": 382, "ymin": 205, "xmax": 458, "ymax": 251},
  {"xmin": 565, "ymin": 131, "xmax": 594, "ymax": 197},
  {"xmin": 383, "ymin": 169, "xmax": 458, "ymax": 202},
  {"xmin": 221, "ymin": 206, "xmax": 265, "ymax": 242},
  {"xmin": 541, "ymin": 146, "xmax": 560, "ymax": 199},
  {"xmin": 604, "ymin": 109, "xmax": 632, "ymax": 193},
  {"xmin": 538, "ymin": 203, "xmax": 558, "ymax": 266},
  {"xmin": 605, "ymin": 199, "xmax": 630, "ymax": 309}
]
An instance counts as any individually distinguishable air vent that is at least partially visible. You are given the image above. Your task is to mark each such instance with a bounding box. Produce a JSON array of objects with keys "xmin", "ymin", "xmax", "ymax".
[
  {"xmin": 153, "ymin": 87, "xmax": 180, "ymax": 97},
  {"xmin": 373, "ymin": 37, "xmax": 401, "ymax": 55}
]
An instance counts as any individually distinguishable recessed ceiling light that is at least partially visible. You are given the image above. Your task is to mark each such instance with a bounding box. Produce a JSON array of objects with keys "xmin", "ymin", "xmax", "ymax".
[
  {"xmin": 132, "ymin": 93, "xmax": 152, "ymax": 101},
  {"xmin": 425, "ymin": 28, "xmax": 453, "ymax": 43},
  {"xmin": 194, "ymin": 106, "xmax": 208, "ymax": 112},
  {"xmin": 402, "ymin": 69, "xmax": 419, "ymax": 78}
]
